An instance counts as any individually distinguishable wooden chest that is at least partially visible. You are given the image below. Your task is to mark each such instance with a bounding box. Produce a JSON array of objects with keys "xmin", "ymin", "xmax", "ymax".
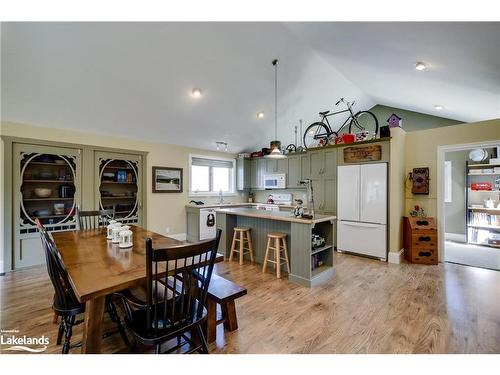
[{"xmin": 403, "ymin": 217, "xmax": 438, "ymax": 265}]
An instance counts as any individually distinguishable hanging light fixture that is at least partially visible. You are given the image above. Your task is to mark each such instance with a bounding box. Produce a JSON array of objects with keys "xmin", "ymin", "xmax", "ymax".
[{"xmin": 265, "ymin": 59, "xmax": 286, "ymax": 159}]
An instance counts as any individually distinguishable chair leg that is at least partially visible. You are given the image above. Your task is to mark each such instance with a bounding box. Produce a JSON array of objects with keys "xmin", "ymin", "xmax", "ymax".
[
  {"xmin": 239, "ymin": 232, "xmax": 244, "ymax": 265},
  {"xmin": 62, "ymin": 315, "xmax": 75, "ymax": 354},
  {"xmin": 196, "ymin": 324, "xmax": 209, "ymax": 354},
  {"xmin": 229, "ymin": 231, "xmax": 237, "ymax": 262},
  {"xmin": 246, "ymin": 231, "xmax": 254, "ymax": 263},
  {"xmin": 262, "ymin": 237, "xmax": 271, "ymax": 273},
  {"xmin": 275, "ymin": 238, "xmax": 281, "ymax": 278},
  {"xmin": 106, "ymin": 297, "xmax": 130, "ymax": 347},
  {"xmin": 282, "ymin": 238, "xmax": 290, "ymax": 273},
  {"xmin": 56, "ymin": 319, "xmax": 64, "ymax": 345}
]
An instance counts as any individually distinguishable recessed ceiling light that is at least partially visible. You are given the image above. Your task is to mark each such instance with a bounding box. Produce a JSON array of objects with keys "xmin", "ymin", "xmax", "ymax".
[
  {"xmin": 257, "ymin": 112, "xmax": 265, "ymax": 119},
  {"xmin": 415, "ymin": 62, "xmax": 427, "ymax": 71},
  {"xmin": 191, "ymin": 88, "xmax": 202, "ymax": 98},
  {"xmin": 434, "ymin": 105, "xmax": 444, "ymax": 110}
]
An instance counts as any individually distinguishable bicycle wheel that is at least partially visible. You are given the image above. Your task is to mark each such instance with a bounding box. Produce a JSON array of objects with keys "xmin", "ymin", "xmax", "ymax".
[
  {"xmin": 348, "ymin": 111, "xmax": 379, "ymax": 139},
  {"xmin": 303, "ymin": 122, "xmax": 331, "ymax": 149}
]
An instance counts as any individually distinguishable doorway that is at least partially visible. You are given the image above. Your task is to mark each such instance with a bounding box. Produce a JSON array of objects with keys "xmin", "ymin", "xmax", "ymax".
[{"xmin": 439, "ymin": 143, "xmax": 500, "ymax": 271}]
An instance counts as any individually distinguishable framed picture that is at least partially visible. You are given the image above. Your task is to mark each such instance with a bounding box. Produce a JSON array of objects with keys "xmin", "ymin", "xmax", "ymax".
[
  {"xmin": 412, "ymin": 167, "xmax": 430, "ymax": 195},
  {"xmin": 152, "ymin": 166, "xmax": 183, "ymax": 193}
]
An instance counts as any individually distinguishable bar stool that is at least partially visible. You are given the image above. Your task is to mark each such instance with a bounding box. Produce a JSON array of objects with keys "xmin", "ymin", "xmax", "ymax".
[
  {"xmin": 262, "ymin": 232, "xmax": 290, "ymax": 278},
  {"xmin": 229, "ymin": 227, "xmax": 254, "ymax": 265}
]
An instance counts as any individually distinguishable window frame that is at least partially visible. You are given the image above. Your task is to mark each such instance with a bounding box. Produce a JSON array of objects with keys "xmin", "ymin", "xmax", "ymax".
[{"xmin": 188, "ymin": 154, "xmax": 237, "ymax": 197}]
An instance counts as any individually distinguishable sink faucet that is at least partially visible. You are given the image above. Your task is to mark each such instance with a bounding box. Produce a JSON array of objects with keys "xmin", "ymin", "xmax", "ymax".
[{"xmin": 218, "ymin": 189, "xmax": 224, "ymax": 205}]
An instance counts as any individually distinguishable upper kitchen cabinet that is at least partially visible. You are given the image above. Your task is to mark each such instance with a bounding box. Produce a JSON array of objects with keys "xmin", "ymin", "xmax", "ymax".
[
  {"xmin": 301, "ymin": 153, "xmax": 311, "ymax": 180},
  {"xmin": 265, "ymin": 159, "xmax": 288, "ymax": 174},
  {"xmin": 308, "ymin": 149, "xmax": 337, "ymax": 179},
  {"xmin": 250, "ymin": 158, "xmax": 266, "ymax": 189},
  {"xmin": 287, "ymin": 155, "xmax": 301, "ymax": 188},
  {"xmin": 236, "ymin": 157, "xmax": 251, "ymax": 190}
]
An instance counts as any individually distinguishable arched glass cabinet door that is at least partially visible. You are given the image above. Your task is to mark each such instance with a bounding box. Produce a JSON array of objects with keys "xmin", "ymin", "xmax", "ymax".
[
  {"xmin": 95, "ymin": 151, "xmax": 142, "ymax": 225},
  {"xmin": 13, "ymin": 143, "xmax": 81, "ymax": 269}
]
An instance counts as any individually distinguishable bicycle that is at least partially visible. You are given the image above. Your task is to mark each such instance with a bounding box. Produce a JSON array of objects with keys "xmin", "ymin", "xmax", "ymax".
[{"xmin": 303, "ymin": 98, "xmax": 379, "ymax": 149}]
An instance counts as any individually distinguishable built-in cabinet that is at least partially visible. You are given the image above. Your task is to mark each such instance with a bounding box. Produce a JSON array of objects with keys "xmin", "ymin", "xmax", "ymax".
[
  {"xmin": 7, "ymin": 140, "xmax": 147, "ymax": 270},
  {"xmin": 237, "ymin": 149, "xmax": 336, "ymax": 214}
]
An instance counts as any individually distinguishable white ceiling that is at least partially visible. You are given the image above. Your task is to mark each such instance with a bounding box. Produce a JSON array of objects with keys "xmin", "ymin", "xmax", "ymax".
[{"xmin": 2, "ymin": 22, "xmax": 499, "ymax": 153}]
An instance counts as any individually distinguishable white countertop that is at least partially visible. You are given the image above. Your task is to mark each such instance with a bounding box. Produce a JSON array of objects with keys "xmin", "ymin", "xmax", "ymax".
[{"xmin": 216, "ymin": 207, "xmax": 336, "ymax": 224}]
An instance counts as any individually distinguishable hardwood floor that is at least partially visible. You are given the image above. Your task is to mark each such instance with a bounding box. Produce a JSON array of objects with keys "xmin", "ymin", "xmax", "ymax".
[{"xmin": 1, "ymin": 252, "xmax": 499, "ymax": 354}]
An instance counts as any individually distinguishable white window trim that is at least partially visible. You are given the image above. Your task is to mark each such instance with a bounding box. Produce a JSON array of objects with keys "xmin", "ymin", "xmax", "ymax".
[{"xmin": 188, "ymin": 154, "xmax": 238, "ymax": 197}]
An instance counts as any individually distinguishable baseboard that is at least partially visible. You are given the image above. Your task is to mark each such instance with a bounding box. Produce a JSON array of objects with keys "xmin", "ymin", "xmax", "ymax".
[
  {"xmin": 167, "ymin": 232, "xmax": 187, "ymax": 241},
  {"xmin": 388, "ymin": 249, "xmax": 404, "ymax": 264},
  {"xmin": 445, "ymin": 232, "xmax": 466, "ymax": 242}
]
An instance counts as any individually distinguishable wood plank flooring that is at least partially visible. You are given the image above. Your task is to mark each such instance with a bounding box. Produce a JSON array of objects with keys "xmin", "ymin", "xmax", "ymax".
[{"xmin": 1, "ymin": 252, "xmax": 499, "ymax": 354}]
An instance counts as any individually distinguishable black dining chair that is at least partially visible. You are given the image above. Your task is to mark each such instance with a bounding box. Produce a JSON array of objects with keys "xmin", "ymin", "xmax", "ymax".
[
  {"xmin": 36, "ymin": 219, "xmax": 129, "ymax": 353},
  {"xmin": 75, "ymin": 206, "xmax": 115, "ymax": 230},
  {"xmin": 115, "ymin": 229, "xmax": 221, "ymax": 354}
]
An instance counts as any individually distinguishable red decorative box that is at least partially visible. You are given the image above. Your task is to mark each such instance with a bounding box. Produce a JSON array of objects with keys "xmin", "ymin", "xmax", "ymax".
[{"xmin": 471, "ymin": 182, "xmax": 493, "ymax": 191}]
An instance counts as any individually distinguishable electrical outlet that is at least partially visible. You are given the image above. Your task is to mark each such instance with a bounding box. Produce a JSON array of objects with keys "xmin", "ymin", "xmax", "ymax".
[{"xmin": 165, "ymin": 227, "xmax": 170, "ymax": 234}]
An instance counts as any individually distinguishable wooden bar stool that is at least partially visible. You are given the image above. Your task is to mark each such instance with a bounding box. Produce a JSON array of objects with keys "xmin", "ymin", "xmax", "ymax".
[
  {"xmin": 262, "ymin": 232, "xmax": 290, "ymax": 278},
  {"xmin": 229, "ymin": 227, "xmax": 254, "ymax": 265}
]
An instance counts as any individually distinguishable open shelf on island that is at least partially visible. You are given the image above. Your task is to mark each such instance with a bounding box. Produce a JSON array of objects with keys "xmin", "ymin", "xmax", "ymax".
[
  {"xmin": 311, "ymin": 244, "xmax": 333, "ymax": 255},
  {"xmin": 311, "ymin": 265, "xmax": 330, "ymax": 278}
]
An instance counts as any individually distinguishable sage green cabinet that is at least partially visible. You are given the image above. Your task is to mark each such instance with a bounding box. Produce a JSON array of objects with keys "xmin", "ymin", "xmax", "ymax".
[
  {"xmin": 7, "ymin": 140, "xmax": 146, "ymax": 270},
  {"xmin": 236, "ymin": 158, "xmax": 251, "ymax": 190},
  {"xmin": 323, "ymin": 178, "xmax": 336, "ymax": 213},
  {"xmin": 309, "ymin": 151, "xmax": 324, "ymax": 178},
  {"xmin": 323, "ymin": 150, "xmax": 337, "ymax": 178},
  {"xmin": 287, "ymin": 155, "xmax": 301, "ymax": 188},
  {"xmin": 250, "ymin": 158, "xmax": 266, "ymax": 189},
  {"xmin": 265, "ymin": 159, "xmax": 288, "ymax": 174},
  {"xmin": 13, "ymin": 143, "xmax": 82, "ymax": 269},
  {"xmin": 301, "ymin": 153, "xmax": 311, "ymax": 179}
]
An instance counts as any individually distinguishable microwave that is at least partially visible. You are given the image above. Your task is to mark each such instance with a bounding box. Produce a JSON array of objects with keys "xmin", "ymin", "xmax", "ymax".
[{"xmin": 263, "ymin": 174, "xmax": 286, "ymax": 189}]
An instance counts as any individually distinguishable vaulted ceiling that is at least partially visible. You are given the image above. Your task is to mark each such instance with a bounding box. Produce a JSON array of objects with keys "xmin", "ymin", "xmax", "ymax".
[{"xmin": 2, "ymin": 22, "xmax": 499, "ymax": 153}]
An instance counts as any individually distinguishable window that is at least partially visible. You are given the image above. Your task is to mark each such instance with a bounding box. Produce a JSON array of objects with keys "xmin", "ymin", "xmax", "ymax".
[{"xmin": 189, "ymin": 155, "xmax": 236, "ymax": 195}]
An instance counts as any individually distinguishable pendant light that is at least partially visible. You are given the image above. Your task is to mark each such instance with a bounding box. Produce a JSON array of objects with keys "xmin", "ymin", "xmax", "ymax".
[{"xmin": 265, "ymin": 59, "xmax": 286, "ymax": 159}]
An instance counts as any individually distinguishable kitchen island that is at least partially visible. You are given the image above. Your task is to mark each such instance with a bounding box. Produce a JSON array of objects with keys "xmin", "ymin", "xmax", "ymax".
[{"xmin": 216, "ymin": 207, "xmax": 336, "ymax": 287}]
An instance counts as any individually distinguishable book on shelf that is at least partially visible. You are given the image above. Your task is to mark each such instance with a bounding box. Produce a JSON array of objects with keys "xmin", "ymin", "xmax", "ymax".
[{"xmin": 469, "ymin": 212, "xmax": 500, "ymax": 227}]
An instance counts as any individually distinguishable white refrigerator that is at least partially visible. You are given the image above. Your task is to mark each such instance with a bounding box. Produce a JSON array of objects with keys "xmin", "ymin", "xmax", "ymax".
[{"xmin": 337, "ymin": 163, "xmax": 387, "ymax": 260}]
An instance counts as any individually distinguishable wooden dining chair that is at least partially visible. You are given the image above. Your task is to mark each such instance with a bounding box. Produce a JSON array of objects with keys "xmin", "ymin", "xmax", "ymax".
[
  {"xmin": 75, "ymin": 206, "xmax": 115, "ymax": 230},
  {"xmin": 36, "ymin": 219, "xmax": 129, "ymax": 353},
  {"xmin": 115, "ymin": 229, "xmax": 221, "ymax": 354}
]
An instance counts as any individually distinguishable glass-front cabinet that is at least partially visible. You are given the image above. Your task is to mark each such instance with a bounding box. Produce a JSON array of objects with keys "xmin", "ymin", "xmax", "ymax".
[
  {"xmin": 10, "ymin": 144, "xmax": 145, "ymax": 270},
  {"xmin": 14, "ymin": 144, "xmax": 82, "ymax": 269},
  {"xmin": 95, "ymin": 151, "xmax": 143, "ymax": 225}
]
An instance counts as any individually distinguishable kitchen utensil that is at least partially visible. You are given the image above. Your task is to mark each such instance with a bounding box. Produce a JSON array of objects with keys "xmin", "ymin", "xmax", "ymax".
[
  {"xmin": 53, "ymin": 203, "xmax": 65, "ymax": 215},
  {"xmin": 34, "ymin": 188, "xmax": 52, "ymax": 198}
]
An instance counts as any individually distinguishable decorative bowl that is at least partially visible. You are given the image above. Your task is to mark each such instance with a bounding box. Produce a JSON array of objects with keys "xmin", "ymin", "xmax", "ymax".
[{"xmin": 34, "ymin": 188, "xmax": 52, "ymax": 198}]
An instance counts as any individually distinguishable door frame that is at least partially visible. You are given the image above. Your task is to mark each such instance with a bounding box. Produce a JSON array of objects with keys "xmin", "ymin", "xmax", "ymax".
[{"xmin": 437, "ymin": 140, "xmax": 500, "ymax": 262}]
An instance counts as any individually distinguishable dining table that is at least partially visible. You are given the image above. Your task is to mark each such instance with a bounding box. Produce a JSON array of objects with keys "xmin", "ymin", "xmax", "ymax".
[{"xmin": 52, "ymin": 225, "xmax": 224, "ymax": 354}]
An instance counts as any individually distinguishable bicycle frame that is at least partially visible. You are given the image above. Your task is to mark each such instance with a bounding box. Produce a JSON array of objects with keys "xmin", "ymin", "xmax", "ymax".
[{"xmin": 312, "ymin": 100, "xmax": 357, "ymax": 140}]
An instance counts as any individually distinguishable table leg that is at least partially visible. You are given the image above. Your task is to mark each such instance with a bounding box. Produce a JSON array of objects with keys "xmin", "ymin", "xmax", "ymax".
[{"xmin": 81, "ymin": 296, "xmax": 105, "ymax": 353}]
